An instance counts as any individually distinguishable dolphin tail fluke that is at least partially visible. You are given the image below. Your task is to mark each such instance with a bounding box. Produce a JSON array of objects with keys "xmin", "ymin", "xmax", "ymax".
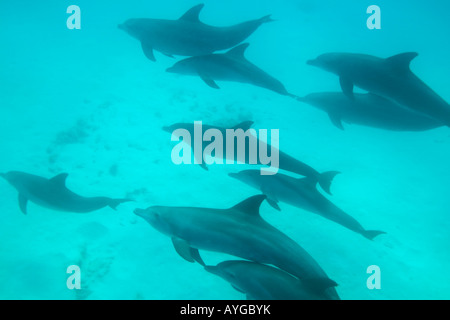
[
  {"xmin": 259, "ymin": 15, "xmax": 275, "ymax": 24},
  {"xmin": 361, "ymin": 230, "xmax": 386, "ymax": 241},
  {"xmin": 318, "ymin": 171, "xmax": 340, "ymax": 195},
  {"xmin": 286, "ymin": 93, "xmax": 302, "ymax": 100},
  {"xmin": 109, "ymin": 198, "xmax": 133, "ymax": 210}
]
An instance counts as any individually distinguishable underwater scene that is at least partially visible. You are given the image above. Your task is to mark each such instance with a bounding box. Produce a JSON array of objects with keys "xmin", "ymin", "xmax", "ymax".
[{"xmin": 0, "ymin": 0, "xmax": 449, "ymax": 300}]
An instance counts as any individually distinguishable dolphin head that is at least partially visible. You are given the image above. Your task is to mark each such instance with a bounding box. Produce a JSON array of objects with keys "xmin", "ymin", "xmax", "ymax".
[
  {"xmin": 307, "ymin": 53, "xmax": 345, "ymax": 74},
  {"xmin": 228, "ymin": 170, "xmax": 260, "ymax": 185},
  {"xmin": 118, "ymin": 19, "xmax": 148, "ymax": 39},
  {"xmin": 134, "ymin": 206, "xmax": 173, "ymax": 235},
  {"xmin": 205, "ymin": 261, "xmax": 249, "ymax": 291},
  {"xmin": 162, "ymin": 123, "xmax": 194, "ymax": 137},
  {"xmin": 166, "ymin": 59, "xmax": 198, "ymax": 75},
  {"xmin": 0, "ymin": 171, "xmax": 21, "ymax": 187}
]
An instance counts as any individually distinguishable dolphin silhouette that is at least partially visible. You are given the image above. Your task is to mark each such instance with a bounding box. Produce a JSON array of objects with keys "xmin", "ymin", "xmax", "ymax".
[
  {"xmin": 134, "ymin": 195, "xmax": 339, "ymax": 299},
  {"xmin": 166, "ymin": 43, "xmax": 298, "ymax": 98},
  {"xmin": 229, "ymin": 170, "xmax": 385, "ymax": 240},
  {"xmin": 162, "ymin": 121, "xmax": 340, "ymax": 195},
  {"xmin": 205, "ymin": 260, "xmax": 338, "ymax": 300},
  {"xmin": 118, "ymin": 4, "xmax": 273, "ymax": 61},
  {"xmin": 307, "ymin": 52, "xmax": 450, "ymax": 127},
  {"xmin": 1, "ymin": 171, "xmax": 131, "ymax": 214},
  {"xmin": 298, "ymin": 92, "xmax": 442, "ymax": 131}
]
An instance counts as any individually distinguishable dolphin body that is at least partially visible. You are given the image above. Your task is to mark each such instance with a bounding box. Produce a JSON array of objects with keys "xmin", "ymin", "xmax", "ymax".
[
  {"xmin": 166, "ymin": 43, "xmax": 298, "ymax": 98},
  {"xmin": 298, "ymin": 92, "xmax": 442, "ymax": 131},
  {"xmin": 134, "ymin": 195, "xmax": 340, "ymax": 299},
  {"xmin": 0, "ymin": 171, "xmax": 131, "ymax": 214},
  {"xmin": 118, "ymin": 4, "xmax": 273, "ymax": 61},
  {"xmin": 162, "ymin": 121, "xmax": 340, "ymax": 195},
  {"xmin": 307, "ymin": 52, "xmax": 450, "ymax": 127},
  {"xmin": 205, "ymin": 260, "xmax": 337, "ymax": 300},
  {"xmin": 229, "ymin": 170, "xmax": 385, "ymax": 240}
]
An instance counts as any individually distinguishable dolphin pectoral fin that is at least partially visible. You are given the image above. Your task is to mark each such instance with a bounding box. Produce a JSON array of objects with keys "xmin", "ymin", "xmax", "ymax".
[
  {"xmin": 328, "ymin": 112, "xmax": 345, "ymax": 130},
  {"xmin": 301, "ymin": 277, "xmax": 338, "ymax": 294},
  {"xmin": 171, "ymin": 237, "xmax": 195, "ymax": 263},
  {"xmin": 18, "ymin": 194, "xmax": 28, "ymax": 215},
  {"xmin": 190, "ymin": 248, "xmax": 206, "ymax": 266},
  {"xmin": 266, "ymin": 198, "xmax": 281, "ymax": 211},
  {"xmin": 179, "ymin": 4, "xmax": 204, "ymax": 22},
  {"xmin": 141, "ymin": 41, "xmax": 156, "ymax": 61},
  {"xmin": 199, "ymin": 74, "xmax": 220, "ymax": 89},
  {"xmin": 171, "ymin": 237, "xmax": 206, "ymax": 265},
  {"xmin": 385, "ymin": 52, "xmax": 418, "ymax": 74},
  {"xmin": 339, "ymin": 77, "xmax": 354, "ymax": 99},
  {"xmin": 231, "ymin": 195, "xmax": 267, "ymax": 217},
  {"xmin": 260, "ymin": 186, "xmax": 281, "ymax": 211},
  {"xmin": 162, "ymin": 53, "xmax": 175, "ymax": 59}
]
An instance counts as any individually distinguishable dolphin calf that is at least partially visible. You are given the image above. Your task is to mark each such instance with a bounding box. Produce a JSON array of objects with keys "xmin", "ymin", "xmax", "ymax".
[
  {"xmin": 229, "ymin": 170, "xmax": 385, "ymax": 240},
  {"xmin": 166, "ymin": 43, "xmax": 298, "ymax": 98},
  {"xmin": 134, "ymin": 195, "xmax": 339, "ymax": 299},
  {"xmin": 118, "ymin": 4, "xmax": 273, "ymax": 61},
  {"xmin": 205, "ymin": 260, "xmax": 337, "ymax": 300},
  {"xmin": 1, "ymin": 171, "xmax": 131, "ymax": 214},
  {"xmin": 307, "ymin": 52, "xmax": 450, "ymax": 127},
  {"xmin": 162, "ymin": 121, "xmax": 340, "ymax": 195},
  {"xmin": 298, "ymin": 92, "xmax": 442, "ymax": 131}
]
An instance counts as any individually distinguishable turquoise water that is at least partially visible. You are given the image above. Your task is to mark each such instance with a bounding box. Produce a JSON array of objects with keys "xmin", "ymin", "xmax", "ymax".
[{"xmin": 0, "ymin": 0, "xmax": 449, "ymax": 300}]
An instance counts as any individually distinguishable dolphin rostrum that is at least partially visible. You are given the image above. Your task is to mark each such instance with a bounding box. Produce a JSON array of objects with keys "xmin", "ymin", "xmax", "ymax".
[
  {"xmin": 166, "ymin": 43, "xmax": 298, "ymax": 98},
  {"xmin": 229, "ymin": 170, "xmax": 385, "ymax": 240},
  {"xmin": 1, "ymin": 171, "xmax": 131, "ymax": 214},
  {"xmin": 162, "ymin": 121, "xmax": 340, "ymax": 195},
  {"xmin": 205, "ymin": 260, "xmax": 337, "ymax": 300},
  {"xmin": 118, "ymin": 4, "xmax": 273, "ymax": 61},
  {"xmin": 134, "ymin": 195, "xmax": 339, "ymax": 299},
  {"xmin": 307, "ymin": 52, "xmax": 450, "ymax": 127},
  {"xmin": 298, "ymin": 92, "xmax": 442, "ymax": 131}
]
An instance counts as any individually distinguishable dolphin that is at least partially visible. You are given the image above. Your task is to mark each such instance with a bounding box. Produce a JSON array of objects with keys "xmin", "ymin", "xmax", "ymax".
[
  {"xmin": 134, "ymin": 195, "xmax": 339, "ymax": 299},
  {"xmin": 0, "ymin": 171, "xmax": 131, "ymax": 214},
  {"xmin": 162, "ymin": 121, "xmax": 340, "ymax": 195},
  {"xmin": 205, "ymin": 260, "xmax": 337, "ymax": 300},
  {"xmin": 166, "ymin": 43, "xmax": 298, "ymax": 98},
  {"xmin": 307, "ymin": 52, "xmax": 450, "ymax": 127},
  {"xmin": 118, "ymin": 4, "xmax": 273, "ymax": 61},
  {"xmin": 298, "ymin": 92, "xmax": 442, "ymax": 131},
  {"xmin": 228, "ymin": 170, "xmax": 385, "ymax": 240}
]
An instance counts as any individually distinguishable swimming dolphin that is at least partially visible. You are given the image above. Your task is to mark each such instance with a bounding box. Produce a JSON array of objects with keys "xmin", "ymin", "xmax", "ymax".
[
  {"xmin": 166, "ymin": 43, "xmax": 298, "ymax": 98},
  {"xmin": 162, "ymin": 121, "xmax": 340, "ymax": 195},
  {"xmin": 228, "ymin": 170, "xmax": 385, "ymax": 240},
  {"xmin": 205, "ymin": 260, "xmax": 337, "ymax": 300},
  {"xmin": 307, "ymin": 52, "xmax": 450, "ymax": 127},
  {"xmin": 0, "ymin": 171, "xmax": 131, "ymax": 214},
  {"xmin": 118, "ymin": 4, "xmax": 273, "ymax": 61},
  {"xmin": 134, "ymin": 195, "xmax": 339, "ymax": 299},
  {"xmin": 298, "ymin": 92, "xmax": 442, "ymax": 131}
]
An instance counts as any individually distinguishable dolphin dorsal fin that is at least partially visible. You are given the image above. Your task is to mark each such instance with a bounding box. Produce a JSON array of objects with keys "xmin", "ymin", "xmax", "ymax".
[
  {"xmin": 385, "ymin": 52, "xmax": 418, "ymax": 74},
  {"xmin": 226, "ymin": 43, "xmax": 250, "ymax": 59},
  {"xmin": 231, "ymin": 194, "xmax": 266, "ymax": 216},
  {"xmin": 232, "ymin": 121, "xmax": 254, "ymax": 131},
  {"xmin": 179, "ymin": 4, "xmax": 204, "ymax": 22},
  {"xmin": 49, "ymin": 173, "xmax": 69, "ymax": 187}
]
